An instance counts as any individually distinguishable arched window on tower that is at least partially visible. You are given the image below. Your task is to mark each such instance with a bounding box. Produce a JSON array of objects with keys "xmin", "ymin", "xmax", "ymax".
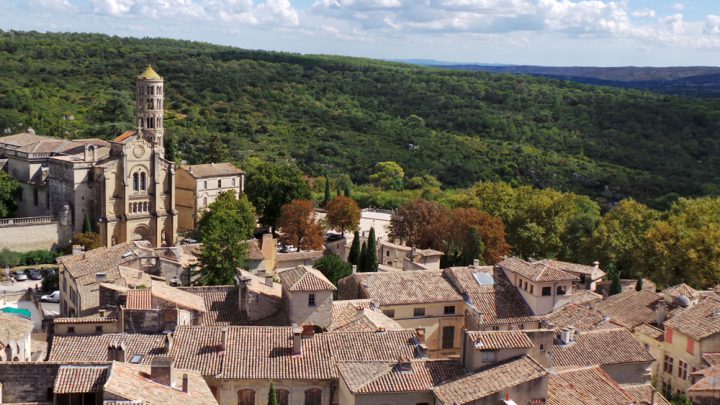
[
  {"xmin": 147, "ymin": 99, "xmax": 154, "ymax": 110},
  {"xmin": 140, "ymin": 172, "xmax": 147, "ymax": 191},
  {"xmin": 157, "ymin": 86, "xmax": 162, "ymax": 95},
  {"xmin": 157, "ymin": 117, "xmax": 161, "ymax": 128},
  {"xmin": 147, "ymin": 118, "xmax": 154, "ymax": 129},
  {"xmin": 133, "ymin": 173, "xmax": 139, "ymax": 191}
]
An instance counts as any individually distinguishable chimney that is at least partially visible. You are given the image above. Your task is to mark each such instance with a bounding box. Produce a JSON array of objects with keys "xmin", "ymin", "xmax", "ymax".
[
  {"xmin": 473, "ymin": 259, "xmax": 480, "ymax": 269},
  {"xmin": 292, "ymin": 325, "xmax": 302, "ymax": 356},
  {"xmin": 181, "ymin": 373, "xmax": 189, "ymax": 393},
  {"xmin": 352, "ymin": 265, "xmax": 357, "ymax": 274},
  {"xmin": 219, "ymin": 329, "xmax": 227, "ymax": 355},
  {"xmin": 164, "ymin": 334, "xmax": 173, "ymax": 354},
  {"xmin": 410, "ymin": 247, "xmax": 416, "ymax": 263},
  {"xmin": 396, "ymin": 357, "xmax": 412, "ymax": 373},
  {"xmin": 237, "ymin": 276, "xmax": 250, "ymax": 317},
  {"xmin": 592, "ymin": 261, "xmax": 600, "ymax": 270},
  {"xmin": 559, "ymin": 326, "xmax": 575, "ymax": 345},
  {"xmin": 302, "ymin": 324, "xmax": 316, "ymax": 338},
  {"xmin": 107, "ymin": 342, "xmax": 126, "ymax": 362},
  {"xmin": 656, "ymin": 301, "xmax": 667, "ymax": 327},
  {"xmin": 150, "ymin": 357, "xmax": 174, "ymax": 387},
  {"xmin": 265, "ymin": 275, "xmax": 273, "ymax": 287},
  {"xmin": 72, "ymin": 245, "xmax": 83, "ymax": 256}
]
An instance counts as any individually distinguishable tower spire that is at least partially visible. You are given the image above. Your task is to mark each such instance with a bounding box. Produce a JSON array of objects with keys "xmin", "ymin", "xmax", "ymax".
[{"xmin": 136, "ymin": 65, "xmax": 164, "ymax": 150}]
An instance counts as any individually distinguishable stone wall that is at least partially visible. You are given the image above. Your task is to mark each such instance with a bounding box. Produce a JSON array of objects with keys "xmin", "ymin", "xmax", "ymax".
[
  {"xmin": 0, "ymin": 218, "xmax": 71, "ymax": 251},
  {"xmin": 0, "ymin": 362, "xmax": 60, "ymax": 403}
]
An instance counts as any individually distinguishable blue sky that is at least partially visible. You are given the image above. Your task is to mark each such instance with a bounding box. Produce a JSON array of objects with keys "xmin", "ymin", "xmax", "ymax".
[{"xmin": 1, "ymin": 0, "xmax": 719, "ymax": 66}]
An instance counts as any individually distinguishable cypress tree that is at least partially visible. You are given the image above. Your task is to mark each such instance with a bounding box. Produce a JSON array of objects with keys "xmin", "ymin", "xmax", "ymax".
[
  {"xmin": 82, "ymin": 212, "xmax": 93, "ymax": 233},
  {"xmin": 635, "ymin": 276, "xmax": 644, "ymax": 292},
  {"xmin": 609, "ymin": 272, "xmax": 622, "ymax": 296},
  {"xmin": 359, "ymin": 240, "xmax": 368, "ymax": 273},
  {"xmin": 348, "ymin": 230, "xmax": 361, "ymax": 266},
  {"xmin": 323, "ymin": 175, "xmax": 332, "ymax": 207},
  {"xmin": 268, "ymin": 382, "xmax": 278, "ymax": 405},
  {"xmin": 343, "ymin": 184, "xmax": 351, "ymax": 198},
  {"xmin": 366, "ymin": 227, "xmax": 378, "ymax": 272},
  {"xmin": 164, "ymin": 134, "xmax": 176, "ymax": 162}
]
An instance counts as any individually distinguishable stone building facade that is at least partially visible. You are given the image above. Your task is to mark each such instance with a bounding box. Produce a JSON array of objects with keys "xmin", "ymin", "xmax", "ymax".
[
  {"xmin": 0, "ymin": 66, "xmax": 177, "ymax": 248},
  {"xmin": 176, "ymin": 163, "xmax": 244, "ymax": 231}
]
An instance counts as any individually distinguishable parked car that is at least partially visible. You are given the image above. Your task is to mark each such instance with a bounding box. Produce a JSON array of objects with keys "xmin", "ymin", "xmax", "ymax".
[
  {"xmin": 40, "ymin": 291, "xmax": 60, "ymax": 303},
  {"xmin": 42, "ymin": 268, "xmax": 56, "ymax": 277},
  {"xmin": 13, "ymin": 271, "xmax": 27, "ymax": 281},
  {"xmin": 25, "ymin": 269, "xmax": 43, "ymax": 280}
]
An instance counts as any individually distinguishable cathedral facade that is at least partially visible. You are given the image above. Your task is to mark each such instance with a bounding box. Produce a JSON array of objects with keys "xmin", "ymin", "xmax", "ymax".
[{"xmin": 0, "ymin": 66, "xmax": 177, "ymax": 248}]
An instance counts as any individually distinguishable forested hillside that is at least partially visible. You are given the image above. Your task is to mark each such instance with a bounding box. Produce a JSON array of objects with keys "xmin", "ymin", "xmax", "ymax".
[{"xmin": 1, "ymin": 31, "xmax": 720, "ymax": 204}]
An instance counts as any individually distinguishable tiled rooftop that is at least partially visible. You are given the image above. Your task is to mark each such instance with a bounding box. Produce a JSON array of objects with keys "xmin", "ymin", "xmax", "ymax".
[
  {"xmin": 547, "ymin": 366, "xmax": 635, "ymax": 404},
  {"xmin": 663, "ymin": 296, "xmax": 720, "ymax": 340},
  {"xmin": 550, "ymin": 328, "xmax": 654, "ymax": 368},
  {"xmin": 180, "ymin": 162, "xmax": 243, "ymax": 178},
  {"xmin": 58, "ymin": 242, "xmax": 140, "ymax": 280},
  {"xmin": 497, "ymin": 257, "xmax": 580, "ymax": 283},
  {"xmin": 466, "ymin": 331, "xmax": 534, "ymax": 350},
  {"xmin": 276, "ymin": 251, "xmax": 324, "ymax": 263},
  {"xmin": 703, "ymin": 352, "xmax": 720, "ymax": 366},
  {"xmin": 688, "ymin": 365, "xmax": 720, "ymax": 393},
  {"xmin": 279, "ymin": 266, "xmax": 336, "ymax": 292},
  {"xmin": 53, "ymin": 365, "xmax": 108, "ymax": 394},
  {"xmin": 329, "ymin": 301, "xmax": 403, "ymax": 332},
  {"xmin": 338, "ymin": 360, "xmax": 464, "ymax": 394},
  {"xmin": 621, "ymin": 383, "xmax": 671, "ymax": 405},
  {"xmin": 49, "ymin": 333, "xmax": 168, "ymax": 365},
  {"xmin": 661, "ymin": 283, "xmax": 701, "ymax": 300},
  {"xmin": 126, "ymin": 289, "xmax": 152, "ymax": 310},
  {"xmin": 543, "ymin": 304, "xmax": 607, "ymax": 332},
  {"xmin": 0, "ymin": 312, "xmax": 34, "ymax": 343},
  {"xmin": 433, "ymin": 356, "xmax": 548, "ymax": 404},
  {"xmin": 342, "ymin": 270, "xmax": 464, "ymax": 306},
  {"xmin": 592, "ymin": 289, "xmax": 663, "ymax": 328}
]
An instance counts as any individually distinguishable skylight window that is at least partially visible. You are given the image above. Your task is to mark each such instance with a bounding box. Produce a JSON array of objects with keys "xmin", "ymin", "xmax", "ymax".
[{"xmin": 129, "ymin": 354, "xmax": 143, "ymax": 364}]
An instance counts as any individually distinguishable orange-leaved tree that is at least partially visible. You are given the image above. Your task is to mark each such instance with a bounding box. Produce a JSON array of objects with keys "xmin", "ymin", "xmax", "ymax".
[
  {"xmin": 325, "ymin": 196, "xmax": 361, "ymax": 236},
  {"xmin": 277, "ymin": 199, "xmax": 324, "ymax": 251}
]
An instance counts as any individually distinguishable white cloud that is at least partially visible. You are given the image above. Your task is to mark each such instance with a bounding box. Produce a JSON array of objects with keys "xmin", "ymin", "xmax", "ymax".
[
  {"xmin": 88, "ymin": 0, "xmax": 298, "ymax": 26},
  {"xmin": 672, "ymin": 2, "xmax": 685, "ymax": 11},
  {"xmin": 30, "ymin": 0, "xmax": 74, "ymax": 10},
  {"xmin": 632, "ymin": 8, "xmax": 655, "ymax": 18},
  {"xmin": 704, "ymin": 14, "xmax": 720, "ymax": 35}
]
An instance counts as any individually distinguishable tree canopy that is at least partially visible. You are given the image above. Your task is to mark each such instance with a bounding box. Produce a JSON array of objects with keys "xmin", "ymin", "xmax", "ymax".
[
  {"xmin": 325, "ymin": 196, "xmax": 361, "ymax": 235},
  {"xmin": 277, "ymin": 199, "xmax": 324, "ymax": 251},
  {"xmin": 0, "ymin": 172, "xmax": 21, "ymax": 219},
  {"xmin": 244, "ymin": 158, "xmax": 312, "ymax": 228},
  {"xmin": 196, "ymin": 192, "xmax": 256, "ymax": 285}
]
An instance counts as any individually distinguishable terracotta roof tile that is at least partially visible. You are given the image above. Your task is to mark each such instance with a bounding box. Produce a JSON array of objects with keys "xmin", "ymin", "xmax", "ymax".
[
  {"xmin": 563, "ymin": 289, "xmax": 604, "ymax": 306},
  {"xmin": 169, "ymin": 326, "xmax": 226, "ymax": 376},
  {"xmin": 49, "ymin": 333, "xmax": 167, "ymax": 364},
  {"xmin": 592, "ymin": 290, "xmax": 663, "ymax": 328},
  {"xmin": 633, "ymin": 323, "xmax": 664, "ymax": 340},
  {"xmin": 663, "ymin": 297, "xmax": 720, "ymax": 340},
  {"xmin": 547, "ymin": 366, "xmax": 635, "ymax": 405},
  {"xmin": 341, "ymin": 271, "xmax": 463, "ymax": 306},
  {"xmin": 433, "ymin": 356, "xmax": 548, "ymax": 404},
  {"xmin": 498, "ymin": 257, "xmax": 580, "ymax": 282},
  {"xmin": 338, "ymin": 360, "xmax": 464, "ymax": 394},
  {"xmin": 58, "ymin": 242, "xmax": 139, "ymax": 280},
  {"xmin": 662, "ymin": 283, "xmax": 701, "ymax": 300},
  {"xmin": 103, "ymin": 361, "xmax": 217, "ymax": 405},
  {"xmin": 180, "ymin": 163, "xmax": 243, "ymax": 178},
  {"xmin": 688, "ymin": 365, "xmax": 720, "ymax": 392},
  {"xmin": 113, "ymin": 130, "xmax": 138, "ymax": 143},
  {"xmin": 126, "ymin": 289, "xmax": 152, "ymax": 310},
  {"xmin": 703, "ymin": 352, "xmax": 720, "ymax": 366},
  {"xmin": 276, "ymin": 250, "xmax": 324, "ymax": 262},
  {"xmin": 541, "ymin": 259, "xmax": 605, "ymax": 278},
  {"xmin": 543, "ymin": 304, "xmax": 606, "ymax": 332},
  {"xmin": 621, "ymin": 383, "xmax": 671, "ymax": 405},
  {"xmin": 150, "ymin": 280, "xmax": 206, "ymax": 313},
  {"xmin": 53, "ymin": 365, "xmax": 108, "ymax": 394},
  {"xmin": 329, "ymin": 300, "xmax": 403, "ymax": 332},
  {"xmin": 0, "ymin": 312, "xmax": 34, "ymax": 343},
  {"xmin": 279, "ymin": 266, "xmax": 336, "ymax": 292},
  {"xmin": 466, "ymin": 331, "xmax": 534, "ymax": 350},
  {"xmin": 550, "ymin": 328, "xmax": 654, "ymax": 368}
]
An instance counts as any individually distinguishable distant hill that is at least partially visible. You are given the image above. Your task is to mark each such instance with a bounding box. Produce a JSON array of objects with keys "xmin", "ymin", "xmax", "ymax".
[
  {"xmin": 408, "ymin": 63, "xmax": 720, "ymax": 97},
  {"xmin": 1, "ymin": 31, "xmax": 720, "ymax": 204}
]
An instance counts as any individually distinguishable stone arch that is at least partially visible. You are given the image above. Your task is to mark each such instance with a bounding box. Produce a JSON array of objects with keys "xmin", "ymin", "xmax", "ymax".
[{"xmin": 131, "ymin": 224, "xmax": 151, "ymax": 241}]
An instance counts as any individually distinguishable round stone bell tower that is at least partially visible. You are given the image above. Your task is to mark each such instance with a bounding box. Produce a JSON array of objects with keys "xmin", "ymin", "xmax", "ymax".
[{"xmin": 136, "ymin": 65, "xmax": 164, "ymax": 150}]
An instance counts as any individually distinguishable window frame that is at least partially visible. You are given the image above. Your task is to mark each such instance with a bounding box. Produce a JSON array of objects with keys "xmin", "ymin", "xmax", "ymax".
[
  {"xmin": 441, "ymin": 325, "xmax": 455, "ymax": 349},
  {"xmin": 542, "ymin": 286, "xmax": 552, "ymax": 296},
  {"xmin": 443, "ymin": 305, "xmax": 456, "ymax": 315},
  {"xmin": 308, "ymin": 293, "xmax": 316, "ymax": 307},
  {"xmin": 413, "ymin": 307, "xmax": 425, "ymax": 317}
]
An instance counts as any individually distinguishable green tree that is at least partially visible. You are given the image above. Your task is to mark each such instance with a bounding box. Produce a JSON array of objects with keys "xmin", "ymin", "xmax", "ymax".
[
  {"xmin": 82, "ymin": 212, "xmax": 93, "ymax": 233},
  {"xmin": 268, "ymin": 382, "xmax": 278, "ymax": 405},
  {"xmin": 635, "ymin": 276, "xmax": 644, "ymax": 292},
  {"xmin": 245, "ymin": 158, "xmax": 312, "ymax": 228},
  {"xmin": 369, "ymin": 161, "xmax": 405, "ymax": 191},
  {"xmin": 609, "ymin": 272, "xmax": 622, "ymax": 296},
  {"xmin": 366, "ymin": 227, "xmax": 378, "ymax": 272},
  {"xmin": 164, "ymin": 133, "xmax": 177, "ymax": 162},
  {"xmin": 359, "ymin": 240, "xmax": 368, "ymax": 273},
  {"xmin": 0, "ymin": 172, "xmax": 21, "ymax": 218},
  {"xmin": 586, "ymin": 199, "xmax": 659, "ymax": 277},
  {"xmin": 314, "ymin": 254, "xmax": 352, "ymax": 296},
  {"xmin": 343, "ymin": 184, "xmax": 351, "ymax": 198},
  {"xmin": 197, "ymin": 192, "xmax": 256, "ymax": 285},
  {"xmin": 323, "ymin": 175, "xmax": 332, "ymax": 207},
  {"xmin": 348, "ymin": 230, "xmax": 361, "ymax": 267},
  {"xmin": 72, "ymin": 232, "xmax": 103, "ymax": 251}
]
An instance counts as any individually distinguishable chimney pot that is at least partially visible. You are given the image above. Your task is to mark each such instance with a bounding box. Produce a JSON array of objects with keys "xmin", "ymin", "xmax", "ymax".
[
  {"xmin": 150, "ymin": 356, "xmax": 174, "ymax": 387},
  {"xmin": 72, "ymin": 245, "xmax": 83, "ymax": 256},
  {"xmin": 473, "ymin": 259, "xmax": 480, "ymax": 268},
  {"xmin": 182, "ymin": 373, "xmax": 189, "ymax": 393},
  {"xmin": 292, "ymin": 324, "xmax": 302, "ymax": 356},
  {"xmin": 265, "ymin": 275, "xmax": 273, "ymax": 287},
  {"xmin": 352, "ymin": 265, "xmax": 357, "ymax": 274}
]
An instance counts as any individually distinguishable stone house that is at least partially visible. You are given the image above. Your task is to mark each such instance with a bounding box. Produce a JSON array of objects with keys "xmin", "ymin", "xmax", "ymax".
[
  {"xmin": 176, "ymin": 162, "xmax": 244, "ymax": 232},
  {"xmin": 497, "ymin": 257, "xmax": 580, "ymax": 315},
  {"xmin": 535, "ymin": 259, "xmax": 606, "ymax": 290},
  {"xmin": 378, "ymin": 240, "xmax": 443, "ymax": 271},
  {"xmin": 549, "ymin": 327, "xmax": 655, "ymax": 384},
  {"xmin": 278, "ymin": 266, "xmax": 336, "ymax": 330},
  {"xmin": 688, "ymin": 365, "xmax": 720, "ymax": 404},
  {"xmin": 276, "ymin": 250, "xmax": 324, "ymax": 273},
  {"xmin": 0, "ymin": 312, "xmax": 33, "ymax": 362},
  {"xmin": 460, "ymin": 330, "xmax": 554, "ymax": 371}
]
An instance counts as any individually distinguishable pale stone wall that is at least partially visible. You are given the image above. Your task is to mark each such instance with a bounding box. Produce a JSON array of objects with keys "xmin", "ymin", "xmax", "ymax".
[
  {"xmin": 54, "ymin": 321, "xmax": 120, "ymax": 335},
  {"xmin": 286, "ymin": 290, "xmax": 333, "ymax": 329},
  {"xmin": 209, "ymin": 378, "xmax": 332, "ymax": 405},
  {"xmin": 602, "ymin": 362, "xmax": 652, "ymax": 385},
  {"xmin": 502, "ymin": 268, "xmax": 574, "ymax": 315},
  {"xmin": 0, "ymin": 219, "xmax": 70, "ymax": 251},
  {"xmin": 0, "ymin": 363, "xmax": 60, "ymax": 403}
]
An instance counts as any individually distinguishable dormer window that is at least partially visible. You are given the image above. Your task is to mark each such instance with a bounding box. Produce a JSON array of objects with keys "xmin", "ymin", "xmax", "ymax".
[{"xmin": 557, "ymin": 285, "xmax": 567, "ymax": 295}]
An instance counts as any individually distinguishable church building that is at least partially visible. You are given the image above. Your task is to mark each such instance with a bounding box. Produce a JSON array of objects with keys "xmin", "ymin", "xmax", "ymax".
[{"xmin": 0, "ymin": 66, "xmax": 177, "ymax": 248}]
